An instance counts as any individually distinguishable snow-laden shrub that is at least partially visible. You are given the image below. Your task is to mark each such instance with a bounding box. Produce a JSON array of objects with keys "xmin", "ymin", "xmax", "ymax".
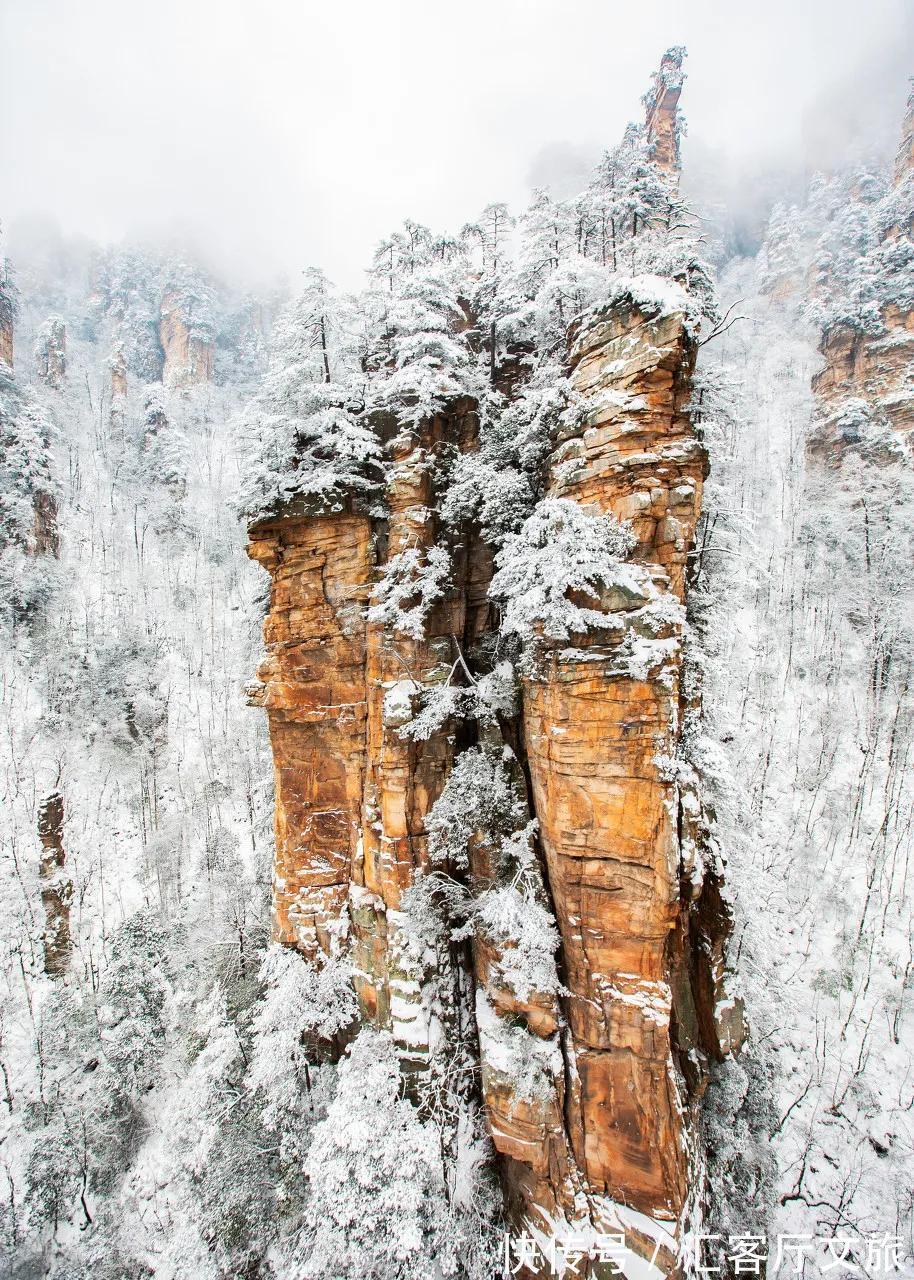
[
  {"xmin": 0, "ymin": 545, "xmax": 59, "ymax": 629},
  {"xmin": 426, "ymin": 745, "xmax": 527, "ymax": 873},
  {"xmin": 240, "ymin": 400, "xmax": 384, "ymax": 521},
  {"xmin": 475, "ymin": 991, "xmax": 562, "ymax": 1102},
  {"xmin": 804, "ymin": 160, "xmax": 914, "ymax": 332},
  {"xmin": 531, "ymin": 254, "xmax": 608, "ymax": 355},
  {"xmin": 41, "ymin": 625, "xmax": 168, "ymax": 753},
  {"xmin": 472, "ymin": 880, "xmax": 561, "ymax": 1002},
  {"xmin": 441, "ymin": 377, "xmax": 580, "ymax": 547},
  {"xmin": 364, "ymin": 261, "xmax": 478, "ymax": 430},
  {"xmin": 158, "ymin": 986, "xmax": 282, "ymax": 1279},
  {"xmin": 442, "ymin": 452, "xmax": 534, "ymax": 546},
  {"xmin": 489, "ymin": 497, "xmax": 639, "ymax": 648},
  {"xmin": 134, "ymin": 385, "xmax": 189, "ymax": 500},
  {"xmin": 368, "ymin": 544, "xmax": 451, "ymax": 641},
  {"xmin": 97, "ymin": 914, "xmax": 172, "ymax": 1090},
  {"xmin": 425, "ymin": 745, "xmax": 562, "ymax": 1002},
  {"xmin": 247, "ymin": 944, "xmax": 356, "ymax": 1150},
  {"xmin": 163, "ymin": 260, "xmax": 217, "ymax": 345},
  {"xmin": 0, "ymin": 253, "xmax": 18, "ymax": 348},
  {"xmin": 0, "ymin": 363, "xmax": 57, "ymax": 554},
  {"xmin": 170, "ymin": 986, "xmax": 243, "ymax": 1180},
  {"xmin": 90, "ymin": 247, "xmax": 167, "ymax": 379},
  {"xmin": 394, "ymin": 659, "xmax": 518, "ymax": 743}
]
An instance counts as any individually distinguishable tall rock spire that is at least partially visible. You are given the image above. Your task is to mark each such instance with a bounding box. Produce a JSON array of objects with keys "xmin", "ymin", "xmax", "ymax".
[{"xmin": 643, "ymin": 47, "xmax": 686, "ymax": 183}]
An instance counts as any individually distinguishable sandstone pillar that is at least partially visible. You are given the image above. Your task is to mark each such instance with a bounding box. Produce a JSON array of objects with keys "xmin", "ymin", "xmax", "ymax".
[
  {"xmin": 38, "ymin": 792, "xmax": 72, "ymax": 978},
  {"xmin": 517, "ymin": 295, "xmax": 726, "ymax": 1260},
  {"xmin": 36, "ymin": 317, "xmax": 66, "ymax": 388},
  {"xmin": 643, "ymin": 49, "xmax": 685, "ymax": 184},
  {"xmin": 160, "ymin": 292, "xmax": 214, "ymax": 389}
]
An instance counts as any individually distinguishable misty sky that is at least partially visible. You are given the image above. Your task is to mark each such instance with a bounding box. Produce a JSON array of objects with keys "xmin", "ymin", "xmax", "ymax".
[{"xmin": 2, "ymin": 0, "xmax": 912, "ymax": 289}]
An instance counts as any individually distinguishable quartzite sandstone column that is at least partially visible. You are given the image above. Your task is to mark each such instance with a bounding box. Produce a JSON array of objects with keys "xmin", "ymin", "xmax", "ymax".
[{"xmin": 521, "ymin": 294, "xmax": 710, "ymax": 1255}]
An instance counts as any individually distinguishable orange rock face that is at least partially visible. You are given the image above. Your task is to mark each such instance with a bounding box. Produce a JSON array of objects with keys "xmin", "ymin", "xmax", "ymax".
[
  {"xmin": 812, "ymin": 315, "xmax": 914, "ymax": 451},
  {"xmin": 246, "ymin": 54, "xmax": 736, "ymax": 1272},
  {"xmin": 160, "ymin": 291, "xmax": 214, "ymax": 388},
  {"xmin": 519, "ymin": 299, "xmax": 728, "ymax": 1232},
  {"xmin": 32, "ymin": 489, "xmax": 60, "ymax": 557},
  {"xmin": 110, "ymin": 348, "xmax": 128, "ymax": 401},
  {"xmin": 247, "ymin": 512, "xmax": 373, "ymax": 958}
]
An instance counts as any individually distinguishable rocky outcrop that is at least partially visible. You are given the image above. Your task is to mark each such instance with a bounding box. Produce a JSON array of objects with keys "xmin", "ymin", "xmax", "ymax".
[
  {"xmin": 109, "ymin": 348, "xmax": 127, "ymax": 430},
  {"xmin": 32, "ymin": 489, "xmax": 60, "ymax": 558},
  {"xmin": 35, "ymin": 317, "xmax": 66, "ymax": 388},
  {"xmin": 247, "ymin": 511, "xmax": 373, "ymax": 958},
  {"xmin": 248, "ymin": 298, "xmax": 736, "ymax": 1277},
  {"xmin": 160, "ymin": 291, "xmax": 214, "ymax": 388},
  {"xmin": 37, "ymin": 791, "xmax": 72, "ymax": 978},
  {"xmin": 110, "ymin": 348, "xmax": 127, "ymax": 401},
  {"xmin": 811, "ymin": 315, "xmax": 914, "ymax": 455}
]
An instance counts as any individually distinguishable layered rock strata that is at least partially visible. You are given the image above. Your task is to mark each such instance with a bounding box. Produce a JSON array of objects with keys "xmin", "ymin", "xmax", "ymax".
[
  {"xmin": 247, "ymin": 50, "xmax": 739, "ymax": 1278},
  {"xmin": 247, "ymin": 512, "xmax": 373, "ymax": 959},
  {"xmin": 522, "ymin": 300, "xmax": 710, "ymax": 1221}
]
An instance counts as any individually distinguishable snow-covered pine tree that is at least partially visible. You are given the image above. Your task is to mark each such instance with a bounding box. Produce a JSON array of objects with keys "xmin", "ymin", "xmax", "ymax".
[{"xmin": 239, "ymin": 267, "xmax": 384, "ymax": 520}]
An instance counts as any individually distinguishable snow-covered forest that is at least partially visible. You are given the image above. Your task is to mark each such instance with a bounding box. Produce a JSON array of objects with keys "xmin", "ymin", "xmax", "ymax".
[{"xmin": 1, "ymin": 15, "xmax": 913, "ymax": 1280}]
